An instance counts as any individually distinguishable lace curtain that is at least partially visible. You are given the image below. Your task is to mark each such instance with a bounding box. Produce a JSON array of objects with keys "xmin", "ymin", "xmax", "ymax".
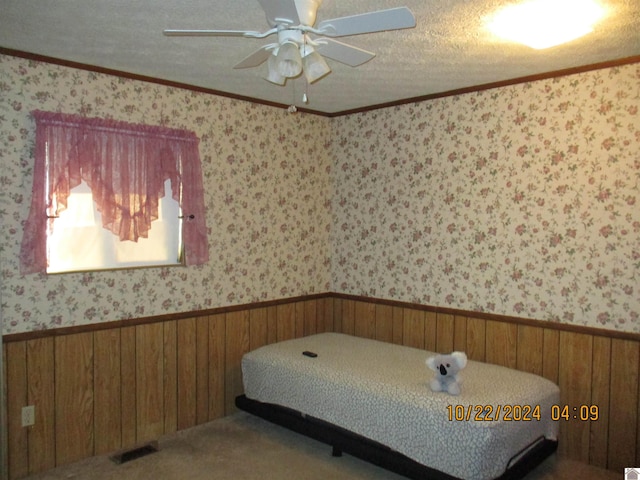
[{"xmin": 20, "ymin": 110, "xmax": 209, "ymax": 274}]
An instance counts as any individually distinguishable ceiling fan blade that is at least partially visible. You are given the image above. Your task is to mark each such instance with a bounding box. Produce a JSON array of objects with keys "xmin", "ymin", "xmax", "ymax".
[
  {"xmin": 233, "ymin": 45, "xmax": 274, "ymax": 69},
  {"xmin": 164, "ymin": 29, "xmax": 261, "ymax": 37},
  {"xmin": 316, "ymin": 7, "xmax": 415, "ymax": 37},
  {"xmin": 315, "ymin": 38, "xmax": 375, "ymax": 67},
  {"xmin": 257, "ymin": 0, "xmax": 300, "ymax": 26}
]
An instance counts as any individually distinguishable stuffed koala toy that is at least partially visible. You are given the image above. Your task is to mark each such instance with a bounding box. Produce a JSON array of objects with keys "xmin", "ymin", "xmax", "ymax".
[{"xmin": 426, "ymin": 352, "xmax": 468, "ymax": 396}]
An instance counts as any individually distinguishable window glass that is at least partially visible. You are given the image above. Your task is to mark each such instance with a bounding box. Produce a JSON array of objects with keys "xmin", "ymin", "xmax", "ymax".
[{"xmin": 46, "ymin": 179, "xmax": 183, "ymax": 273}]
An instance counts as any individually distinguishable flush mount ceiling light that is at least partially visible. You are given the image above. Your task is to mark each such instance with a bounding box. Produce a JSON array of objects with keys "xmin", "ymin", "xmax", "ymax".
[{"xmin": 487, "ymin": 0, "xmax": 606, "ymax": 49}]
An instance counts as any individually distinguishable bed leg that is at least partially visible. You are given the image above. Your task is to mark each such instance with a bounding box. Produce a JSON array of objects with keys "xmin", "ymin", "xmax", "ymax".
[{"xmin": 332, "ymin": 446, "xmax": 343, "ymax": 457}]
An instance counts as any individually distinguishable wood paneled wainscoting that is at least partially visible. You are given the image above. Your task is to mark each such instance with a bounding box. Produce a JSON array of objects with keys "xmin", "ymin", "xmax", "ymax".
[
  {"xmin": 330, "ymin": 294, "xmax": 640, "ymax": 474},
  {"xmin": 3, "ymin": 293, "xmax": 639, "ymax": 479},
  {"xmin": 3, "ymin": 295, "xmax": 334, "ymax": 480}
]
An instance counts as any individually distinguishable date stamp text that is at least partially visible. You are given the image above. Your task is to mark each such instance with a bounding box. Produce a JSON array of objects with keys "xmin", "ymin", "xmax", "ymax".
[{"xmin": 446, "ymin": 404, "xmax": 599, "ymax": 422}]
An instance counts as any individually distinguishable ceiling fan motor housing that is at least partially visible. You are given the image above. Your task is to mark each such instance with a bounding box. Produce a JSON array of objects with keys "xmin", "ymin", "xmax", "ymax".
[{"xmin": 277, "ymin": 28, "xmax": 304, "ymax": 46}]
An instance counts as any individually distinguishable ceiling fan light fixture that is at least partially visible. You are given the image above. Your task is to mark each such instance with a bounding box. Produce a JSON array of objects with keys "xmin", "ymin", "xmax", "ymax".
[
  {"xmin": 302, "ymin": 48, "xmax": 331, "ymax": 83},
  {"xmin": 265, "ymin": 53, "xmax": 286, "ymax": 85},
  {"xmin": 165, "ymin": 3, "xmax": 417, "ymax": 87},
  {"xmin": 276, "ymin": 41, "xmax": 302, "ymax": 78}
]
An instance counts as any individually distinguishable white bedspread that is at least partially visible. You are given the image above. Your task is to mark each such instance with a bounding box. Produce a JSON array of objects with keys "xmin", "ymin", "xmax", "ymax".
[{"xmin": 241, "ymin": 333, "xmax": 559, "ymax": 480}]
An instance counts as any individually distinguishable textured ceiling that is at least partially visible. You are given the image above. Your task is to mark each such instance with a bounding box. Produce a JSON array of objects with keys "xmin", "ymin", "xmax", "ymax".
[{"xmin": 1, "ymin": 0, "xmax": 639, "ymax": 115}]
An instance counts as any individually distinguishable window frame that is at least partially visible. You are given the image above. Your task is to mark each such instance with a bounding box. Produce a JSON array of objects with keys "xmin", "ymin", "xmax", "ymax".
[{"xmin": 20, "ymin": 110, "xmax": 209, "ymax": 275}]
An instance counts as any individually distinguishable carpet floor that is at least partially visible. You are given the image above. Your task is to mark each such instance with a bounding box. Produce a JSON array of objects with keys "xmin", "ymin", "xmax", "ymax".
[{"xmin": 23, "ymin": 412, "xmax": 618, "ymax": 480}]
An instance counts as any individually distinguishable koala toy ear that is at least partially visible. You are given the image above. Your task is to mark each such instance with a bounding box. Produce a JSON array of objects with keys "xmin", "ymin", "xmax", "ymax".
[
  {"xmin": 451, "ymin": 351, "xmax": 468, "ymax": 369},
  {"xmin": 425, "ymin": 356, "xmax": 437, "ymax": 371}
]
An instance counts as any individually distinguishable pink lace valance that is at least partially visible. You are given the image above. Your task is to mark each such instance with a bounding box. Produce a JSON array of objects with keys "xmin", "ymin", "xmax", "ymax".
[{"xmin": 20, "ymin": 110, "xmax": 209, "ymax": 274}]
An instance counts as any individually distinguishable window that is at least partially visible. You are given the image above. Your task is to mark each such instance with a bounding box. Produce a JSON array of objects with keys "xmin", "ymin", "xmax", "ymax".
[
  {"xmin": 46, "ymin": 179, "xmax": 183, "ymax": 273},
  {"xmin": 20, "ymin": 111, "xmax": 209, "ymax": 275}
]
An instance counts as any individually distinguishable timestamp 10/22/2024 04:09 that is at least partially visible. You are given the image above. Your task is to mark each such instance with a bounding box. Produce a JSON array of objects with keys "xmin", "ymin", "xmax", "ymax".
[{"xmin": 446, "ymin": 404, "xmax": 600, "ymax": 422}]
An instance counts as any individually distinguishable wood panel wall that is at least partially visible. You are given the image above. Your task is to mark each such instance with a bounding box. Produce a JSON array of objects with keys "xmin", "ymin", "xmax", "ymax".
[
  {"xmin": 331, "ymin": 297, "xmax": 640, "ymax": 473},
  {"xmin": 3, "ymin": 297, "xmax": 334, "ymax": 479},
  {"xmin": 4, "ymin": 294, "xmax": 639, "ymax": 479}
]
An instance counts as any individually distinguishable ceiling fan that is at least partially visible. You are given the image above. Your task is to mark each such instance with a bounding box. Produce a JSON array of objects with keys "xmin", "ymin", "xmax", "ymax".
[{"xmin": 164, "ymin": 0, "xmax": 416, "ymax": 86}]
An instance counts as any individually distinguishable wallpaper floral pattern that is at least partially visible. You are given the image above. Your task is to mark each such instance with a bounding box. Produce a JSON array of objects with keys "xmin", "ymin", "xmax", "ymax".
[
  {"xmin": 1, "ymin": 53, "xmax": 639, "ymax": 335},
  {"xmin": 0, "ymin": 54, "xmax": 332, "ymax": 334},
  {"xmin": 331, "ymin": 63, "xmax": 640, "ymax": 332}
]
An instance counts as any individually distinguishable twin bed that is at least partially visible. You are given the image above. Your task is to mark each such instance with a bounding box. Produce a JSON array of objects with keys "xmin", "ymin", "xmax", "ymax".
[{"xmin": 236, "ymin": 333, "xmax": 559, "ymax": 480}]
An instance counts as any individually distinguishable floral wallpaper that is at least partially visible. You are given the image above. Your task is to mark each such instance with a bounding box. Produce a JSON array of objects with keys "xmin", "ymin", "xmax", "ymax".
[
  {"xmin": 0, "ymin": 54, "xmax": 332, "ymax": 335},
  {"xmin": 1, "ymin": 53, "xmax": 639, "ymax": 336},
  {"xmin": 331, "ymin": 63, "xmax": 640, "ymax": 333}
]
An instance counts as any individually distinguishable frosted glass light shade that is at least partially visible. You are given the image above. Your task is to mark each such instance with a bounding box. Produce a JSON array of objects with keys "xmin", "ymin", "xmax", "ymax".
[
  {"xmin": 265, "ymin": 54, "xmax": 286, "ymax": 85},
  {"xmin": 276, "ymin": 42, "xmax": 302, "ymax": 78},
  {"xmin": 302, "ymin": 50, "xmax": 331, "ymax": 83}
]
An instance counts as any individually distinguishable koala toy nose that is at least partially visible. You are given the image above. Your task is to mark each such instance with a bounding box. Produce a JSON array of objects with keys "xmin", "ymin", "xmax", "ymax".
[{"xmin": 439, "ymin": 364, "xmax": 447, "ymax": 375}]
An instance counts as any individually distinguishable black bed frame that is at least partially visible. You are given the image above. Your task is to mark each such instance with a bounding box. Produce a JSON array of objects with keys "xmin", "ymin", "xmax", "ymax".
[{"xmin": 236, "ymin": 394, "xmax": 558, "ymax": 480}]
